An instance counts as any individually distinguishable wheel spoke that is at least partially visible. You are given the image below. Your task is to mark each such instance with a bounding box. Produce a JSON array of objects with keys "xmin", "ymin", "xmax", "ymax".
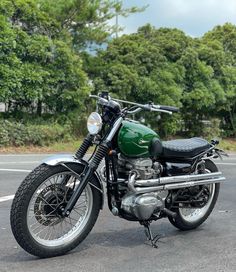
[
  {"xmin": 68, "ymin": 216, "xmax": 79, "ymax": 222},
  {"xmin": 34, "ymin": 219, "xmax": 60, "ymax": 237},
  {"xmin": 72, "ymin": 209, "xmax": 84, "ymax": 216},
  {"xmin": 37, "ymin": 196, "xmax": 57, "ymax": 209},
  {"xmin": 64, "ymin": 218, "xmax": 76, "ymax": 229}
]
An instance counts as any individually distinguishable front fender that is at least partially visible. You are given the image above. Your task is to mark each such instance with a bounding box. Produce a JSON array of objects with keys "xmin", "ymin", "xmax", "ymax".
[
  {"xmin": 43, "ymin": 154, "xmax": 79, "ymax": 166},
  {"xmin": 43, "ymin": 154, "xmax": 104, "ymax": 209}
]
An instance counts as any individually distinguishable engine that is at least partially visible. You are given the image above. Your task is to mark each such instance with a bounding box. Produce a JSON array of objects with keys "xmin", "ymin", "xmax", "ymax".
[
  {"xmin": 117, "ymin": 155, "xmax": 162, "ymax": 180},
  {"xmin": 118, "ymin": 155, "xmax": 166, "ymax": 220}
]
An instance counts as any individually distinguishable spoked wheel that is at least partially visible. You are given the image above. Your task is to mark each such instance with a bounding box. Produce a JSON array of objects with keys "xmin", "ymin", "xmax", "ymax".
[
  {"xmin": 168, "ymin": 159, "xmax": 220, "ymax": 231},
  {"xmin": 10, "ymin": 164, "xmax": 102, "ymax": 258}
]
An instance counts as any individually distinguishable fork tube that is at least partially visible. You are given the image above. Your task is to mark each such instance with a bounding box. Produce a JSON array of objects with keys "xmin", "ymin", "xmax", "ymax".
[{"xmin": 63, "ymin": 142, "xmax": 109, "ymax": 216}]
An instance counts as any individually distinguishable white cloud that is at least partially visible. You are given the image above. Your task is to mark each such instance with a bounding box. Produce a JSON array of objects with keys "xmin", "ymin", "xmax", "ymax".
[{"xmin": 117, "ymin": 0, "xmax": 236, "ymax": 36}]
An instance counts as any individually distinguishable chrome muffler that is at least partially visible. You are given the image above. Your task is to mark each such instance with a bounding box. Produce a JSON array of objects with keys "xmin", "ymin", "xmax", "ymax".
[{"xmin": 128, "ymin": 171, "xmax": 226, "ymax": 194}]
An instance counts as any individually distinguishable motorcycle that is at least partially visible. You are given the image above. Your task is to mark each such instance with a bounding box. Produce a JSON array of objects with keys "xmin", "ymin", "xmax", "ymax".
[{"xmin": 10, "ymin": 92, "xmax": 227, "ymax": 257}]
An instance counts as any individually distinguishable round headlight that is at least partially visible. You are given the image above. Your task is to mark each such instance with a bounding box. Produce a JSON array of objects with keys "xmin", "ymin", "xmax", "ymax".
[{"xmin": 87, "ymin": 112, "xmax": 103, "ymax": 135}]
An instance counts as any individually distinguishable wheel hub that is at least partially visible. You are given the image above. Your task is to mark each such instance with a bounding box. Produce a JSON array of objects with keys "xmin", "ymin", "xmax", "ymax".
[{"xmin": 34, "ymin": 184, "xmax": 73, "ymax": 226}]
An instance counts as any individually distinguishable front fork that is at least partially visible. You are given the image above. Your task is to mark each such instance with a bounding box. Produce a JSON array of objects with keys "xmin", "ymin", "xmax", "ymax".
[
  {"xmin": 61, "ymin": 141, "xmax": 109, "ymax": 216},
  {"xmin": 62, "ymin": 116, "xmax": 123, "ymax": 217}
]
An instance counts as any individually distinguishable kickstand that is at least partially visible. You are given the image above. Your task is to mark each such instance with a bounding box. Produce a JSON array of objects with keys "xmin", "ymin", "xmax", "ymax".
[{"xmin": 142, "ymin": 221, "xmax": 163, "ymax": 248}]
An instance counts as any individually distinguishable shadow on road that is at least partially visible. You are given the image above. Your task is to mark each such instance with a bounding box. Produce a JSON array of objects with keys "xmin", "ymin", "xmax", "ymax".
[{"xmin": 2, "ymin": 222, "xmax": 206, "ymax": 263}]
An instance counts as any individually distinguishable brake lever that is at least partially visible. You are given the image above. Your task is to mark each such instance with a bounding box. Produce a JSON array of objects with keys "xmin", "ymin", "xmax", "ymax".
[
  {"xmin": 151, "ymin": 107, "xmax": 172, "ymax": 114},
  {"xmin": 125, "ymin": 107, "xmax": 142, "ymax": 115}
]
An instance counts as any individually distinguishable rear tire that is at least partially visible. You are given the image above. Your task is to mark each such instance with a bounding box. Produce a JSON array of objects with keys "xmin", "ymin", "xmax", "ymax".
[
  {"xmin": 10, "ymin": 163, "xmax": 102, "ymax": 258},
  {"xmin": 168, "ymin": 159, "xmax": 220, "ymax": 231}
]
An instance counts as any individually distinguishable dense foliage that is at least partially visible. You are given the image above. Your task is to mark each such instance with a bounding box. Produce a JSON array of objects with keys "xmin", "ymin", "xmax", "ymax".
[
  {"xmin": 88, "ymin": 24, "xmax": 236, "ymax": 137},
  {"xmin": 0, "ymin": 119, "xmax": 73, "ymax": 146},
  {"xmin": 0, "ymin": 0, "xmax": 90, "ymax": 117},
  {"xmin": 0, "ymin": 0, "xmax": 236, "ymax": 146},
  {"xmin": 0, "ymin": 0, "xmax": 140, "ymax": 115}
]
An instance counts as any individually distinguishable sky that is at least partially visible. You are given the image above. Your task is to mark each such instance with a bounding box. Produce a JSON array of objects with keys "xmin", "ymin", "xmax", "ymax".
[{"xmin": 117, "ymin": 0, "xmax": 236, "ymax": 37}]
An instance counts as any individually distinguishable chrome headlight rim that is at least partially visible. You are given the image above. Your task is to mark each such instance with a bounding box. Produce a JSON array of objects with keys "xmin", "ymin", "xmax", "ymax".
[{"xmin": 87, "ymin": 112, "xmax": 103, "ymax": 135}]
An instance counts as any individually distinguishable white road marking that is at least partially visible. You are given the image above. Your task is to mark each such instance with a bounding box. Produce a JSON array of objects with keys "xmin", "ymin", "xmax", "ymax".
[
  {"xmin": 215, "ymin": 158, "xmax": 236, "ymax": 161},
  {"xmin": 0, "ymin": 168, "xmax": 31, "ymax": 203},
  {"xmin": 215, "ymin": 163, "xmax": 236, "ymax": 166},
  {"xmin": 0, "ymin": 161, "xmax": 39, "ymax": 164},
  {"xmin": 0, "ymin": 169, "xmax": 31, "ymax": 173},
  {"xmin": 0, "ymin": 195, "xmax": 15, "ymax": 203}
]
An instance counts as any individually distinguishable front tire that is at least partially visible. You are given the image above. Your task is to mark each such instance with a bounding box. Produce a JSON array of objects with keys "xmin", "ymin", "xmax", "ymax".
[
  {"xmin": 10, "ymin": 163, "xmax": 102, "ymax": 258},
  {"xmin": 168, "ymin": 159, "xmax": 220, "ymax": 231}
]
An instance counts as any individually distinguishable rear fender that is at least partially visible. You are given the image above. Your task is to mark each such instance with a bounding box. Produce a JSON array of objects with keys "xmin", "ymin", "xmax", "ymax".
[{"xmin": 43, "ymin": 154, "xmax": 104, "ymax": 209}]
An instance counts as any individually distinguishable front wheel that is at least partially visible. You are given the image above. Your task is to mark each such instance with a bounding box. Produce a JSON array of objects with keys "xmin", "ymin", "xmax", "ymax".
[
  {"xmin": 168, "ymin": 159, "xmax": 220, "ymax": 231},
  {"xmin": 10, "ymin": 163, "xmax": 102, "ymax": 258}
]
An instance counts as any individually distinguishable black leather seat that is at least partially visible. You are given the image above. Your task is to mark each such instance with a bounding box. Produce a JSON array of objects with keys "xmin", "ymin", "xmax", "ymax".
[
  {"xmin": 149, "ymin": 137, "xmax": 211, "ymax": 159},
  {"xmin": 161, "ymin": 137, "xmax": 211, "ymax": 159}
]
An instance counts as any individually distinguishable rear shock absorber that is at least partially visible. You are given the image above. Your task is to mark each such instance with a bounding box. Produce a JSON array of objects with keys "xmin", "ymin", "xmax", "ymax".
[{"xmin": 75, "ymin": 134, "xmax": 94, "ymax": 159}]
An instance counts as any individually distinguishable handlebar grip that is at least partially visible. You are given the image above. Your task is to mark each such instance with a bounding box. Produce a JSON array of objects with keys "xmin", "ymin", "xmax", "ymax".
[{"xmin": 159, "ymin": 105, "xmax": 179, "ymax": 112}]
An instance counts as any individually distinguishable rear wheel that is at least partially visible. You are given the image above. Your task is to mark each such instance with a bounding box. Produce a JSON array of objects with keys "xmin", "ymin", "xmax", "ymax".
[
  {"xmin": 10, "ymin": 163, "xmax": 102, "ymax": 258},
  {"xmin": 168, "ymin": 160, "xmax": 220, "ymax": 231}
]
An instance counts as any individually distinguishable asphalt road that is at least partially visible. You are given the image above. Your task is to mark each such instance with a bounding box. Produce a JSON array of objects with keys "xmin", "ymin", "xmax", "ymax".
[{"xmin": 0, "ymin": 153, "xmax": 235, "ymax": 272}]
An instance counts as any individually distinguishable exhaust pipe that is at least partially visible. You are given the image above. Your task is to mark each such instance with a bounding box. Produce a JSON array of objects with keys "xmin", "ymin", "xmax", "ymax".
[
  {"xmin": 135, "ymin": 172, "xmax": 224, "ymax": 186},
  {"xmin": 128, "ymin": 172, "xmax": 225, "ymax": 194}
]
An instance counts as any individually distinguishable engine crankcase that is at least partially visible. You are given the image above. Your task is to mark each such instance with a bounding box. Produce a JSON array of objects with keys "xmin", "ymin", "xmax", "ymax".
[{"xmin": 121, "ymin": 193, "xmax": 163, "ymax": 220}]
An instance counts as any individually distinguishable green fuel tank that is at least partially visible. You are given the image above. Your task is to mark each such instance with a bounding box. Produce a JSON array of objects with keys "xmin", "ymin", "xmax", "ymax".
[{"xmin": 117, "ymin": 120, "xmax": 159, "ymax": 158}]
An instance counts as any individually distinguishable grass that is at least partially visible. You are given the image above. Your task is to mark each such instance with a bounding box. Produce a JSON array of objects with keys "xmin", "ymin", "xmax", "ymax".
[
  {"xmin": 0, "ymin": 139, "xmax": 84, "ymax": 154},
  {"xmin": 219, "ymin": 138, "xmax": 236, "ymax": 152},
  {"xmin": 0, "ymin": 137, "xmax": 235, "ymax": 154}
]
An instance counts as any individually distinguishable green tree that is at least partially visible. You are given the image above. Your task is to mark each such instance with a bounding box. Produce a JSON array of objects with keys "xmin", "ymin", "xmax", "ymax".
[
  {"xmin": 87, "ymin": 23, "xmax": 236, "ymax": 137},
  {"xmin": 38, "ymin": 0, "xmax": 144, "ymax": 50},
  {"xmin": 201, "ymin": 23, "xmax": 236, "ymax": 135},
  {"xmin": 89, "ymin": 26, "xmax": 185, "ymax": 136},
  {"xmin": 0, "ymin": 0, "xmax": 90, "ymax": 117}
]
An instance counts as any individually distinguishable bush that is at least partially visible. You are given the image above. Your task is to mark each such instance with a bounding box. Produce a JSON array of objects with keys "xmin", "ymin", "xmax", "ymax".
[
  {"xmin": 0, "ymin": 120, "xmax": 75, "ymax": 147},
  {"xmin": 201, "ymin": 118, "xmax": 222, "ymax": 140}
]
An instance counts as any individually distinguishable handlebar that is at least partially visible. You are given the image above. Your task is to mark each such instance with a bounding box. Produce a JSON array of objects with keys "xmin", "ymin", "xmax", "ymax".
[
  {"xmin": 89, "ymin": 94, "xmax": 179, "ymax": 115},
  {"xmin": 152, "ymin": 104, "xmax": 179, "ymax": 113}
]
